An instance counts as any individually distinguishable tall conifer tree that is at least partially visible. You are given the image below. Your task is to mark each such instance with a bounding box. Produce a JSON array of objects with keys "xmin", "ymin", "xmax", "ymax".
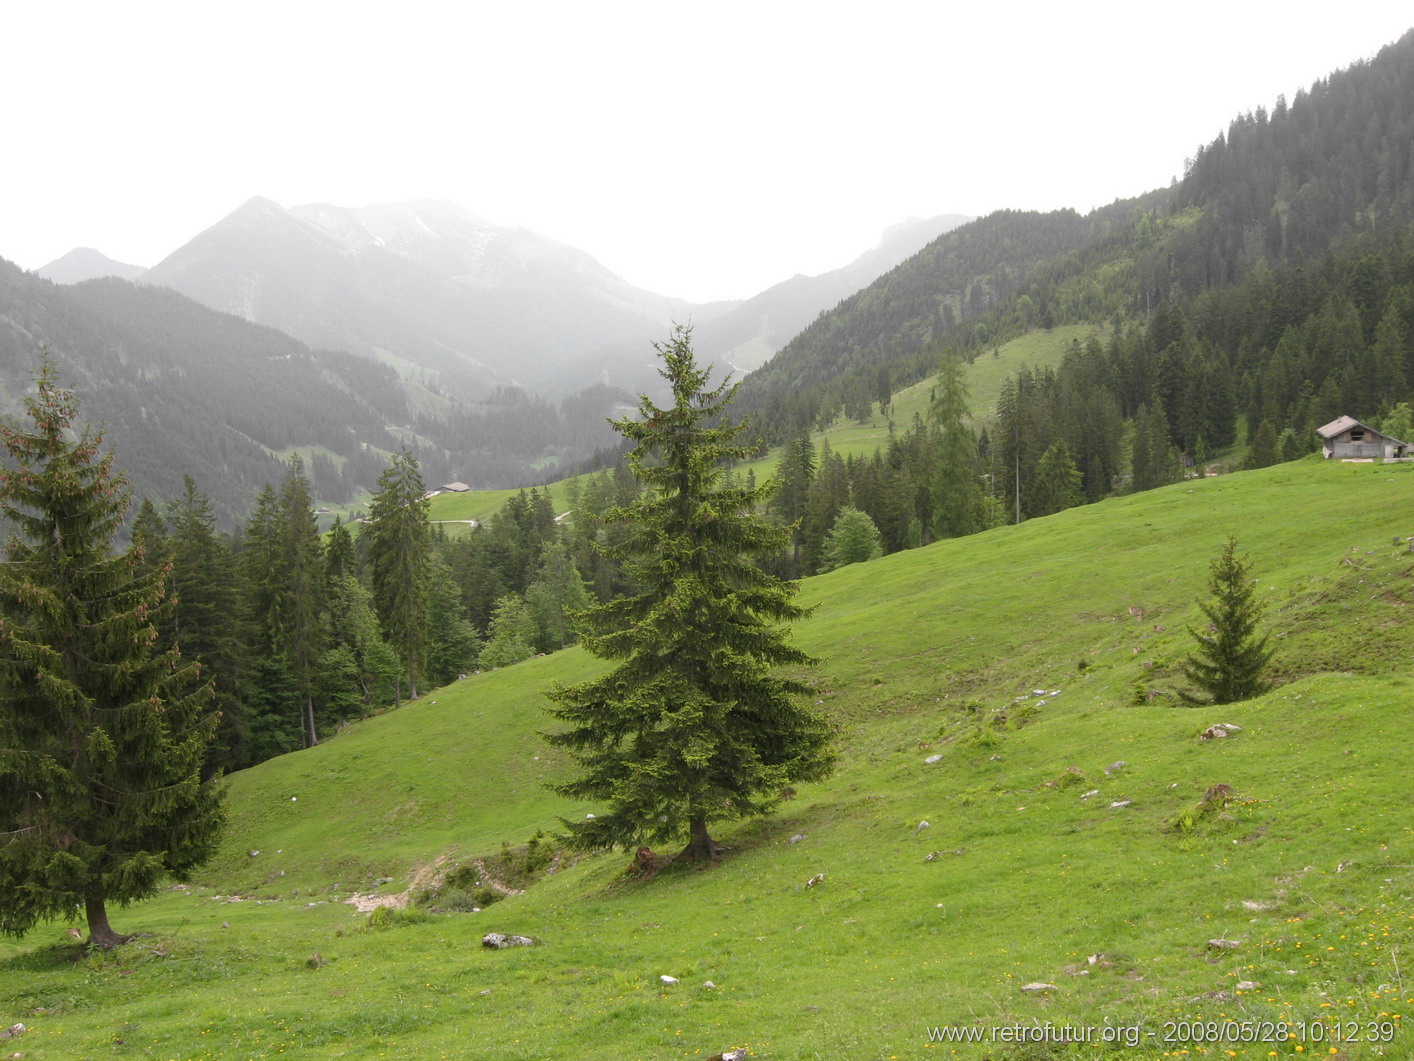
[
  {"xmin": 929, "ymin": 357, "xmax": 981, "ymax": 538},
  {"xmin": 545, "ymin": 326, "xmax": 834, "ymax": 861},
  {"xmin": 0, "ymin": 366, "xmax": 224, "ymax": 947},
  {"xmin": 365, "ymin": 449, "xmax": 430, "ymax": 700},
  {"xmin": 167, "ymin": 477, "xmax": 250, "ymax": 771},
  {"xmin": 277, "ymin": 458, "xmax": 325, "ymax": 745}
]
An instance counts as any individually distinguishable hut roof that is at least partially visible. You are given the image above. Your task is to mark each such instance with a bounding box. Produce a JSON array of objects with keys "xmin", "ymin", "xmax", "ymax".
[{"xmin": 1315, "ymin": 415, "xmax": 1362, "ymax": 439}]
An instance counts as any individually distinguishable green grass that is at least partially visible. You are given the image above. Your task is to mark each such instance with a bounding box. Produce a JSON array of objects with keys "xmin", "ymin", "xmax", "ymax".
[
  {"xmin": 3, "ymin": 459, "xmax": 1413, "ymax": 1060},
  {"xmin": 427, "ymin": 480, "xmax": 575, "ymax": 526}
]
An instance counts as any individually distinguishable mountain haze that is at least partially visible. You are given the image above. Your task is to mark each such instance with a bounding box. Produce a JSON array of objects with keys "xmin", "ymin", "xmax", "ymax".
[
  {"xmin": 141, "ymin": 198, "xmax": 691, "ymax": 400},
  {"xmin": 0, "ymin": 258, "xmax": 412, "ymax": 523},
  {"xmin": 691, "ymin": 214, "xmax": 971, "ymax": 372},
  {"xmin": 37, "ymin": 246, "xmax": 146, "ymax": 284}
]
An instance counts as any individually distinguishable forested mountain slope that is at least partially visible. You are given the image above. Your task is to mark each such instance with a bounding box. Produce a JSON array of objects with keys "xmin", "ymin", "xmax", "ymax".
[
  {"xmin": 733, "ymin": 30, "xmax": 1414, "ymax": 450},
  {"xmin": 0, "ymin": 260, "xmax": 406, "ymax": 522},
  {"xmin": 0, "ymin": 258, "xmax": 646, "ymax": 520},
  {"xmin": 732, "ymin": 199, "xmax": 1161, "ymax": 441}
]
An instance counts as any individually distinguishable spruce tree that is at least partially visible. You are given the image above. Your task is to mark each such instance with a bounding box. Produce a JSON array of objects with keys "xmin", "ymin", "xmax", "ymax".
[
  {"xmin": 930, "ymin": 357, "xmax": 981, "ymax": 538},
  {"xmin": 479, "ymin": 594, "xmax": 538, "ymax": 669},
  {"xmin": 1179, "ymin": 538, "xmax": 1275, "ymax": 705},
  {"xmin": 1030, "ymin": 439, "xmax": 1084, "ymax": 516},
  {"xmin": 241, "ymin": 484, "xmax": 303, "ymax": 759},
  {"xmin": 365, "ymin": 449, "xmax": 430, "ymax": 700},
  {"xmin": 545, "ymin": 326, "xmax": 835, "ymax": 861},
  {"xmin": 0, "ymin": 366, "xmax": 224, "ymax": 947},
  {"xmin": 424, "ymin": 551, "xmax": 480, "ymax": 684},
  {"xmin": 167, "ymin": 477, "xmax": 250, "ymax": 771},
  {"xmin": 277, "ymin": 458, "xmax": 325, "ymax": 744}
]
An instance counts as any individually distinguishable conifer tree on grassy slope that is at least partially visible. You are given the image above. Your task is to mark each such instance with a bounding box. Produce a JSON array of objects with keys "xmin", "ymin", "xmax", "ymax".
[
  {"xmin": 366, "ymin": 449, "xmax": 430, "ymax": 701},
  {"xmin": 545, "ymin": 326, "xmax": 835, "ymax": 862},
  {"xmin": 0, "ymin": 366, "xmax": 224, "ymax": 948},
  {"xmin": 930, "ymin": 356, "xmax": 982, "ymax": 539},
  {"xmin": 1180, "ymin": 538, "xmax": 1275, "ymax": 705}
]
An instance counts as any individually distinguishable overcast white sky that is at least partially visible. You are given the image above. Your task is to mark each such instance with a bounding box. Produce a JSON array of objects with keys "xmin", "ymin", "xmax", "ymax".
[{"xmin": 4, "ymin": 1, "xmax": 1411, "ymax": 303}]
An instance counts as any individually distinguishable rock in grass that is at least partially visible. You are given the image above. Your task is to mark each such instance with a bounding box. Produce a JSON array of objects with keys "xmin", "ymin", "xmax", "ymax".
[
  {"xmin": 1236, "ymin": 980, "xmax": 1261, "ymax": 990},
  {"xmin": 924, "ymin": 753, "xmax": 943, "ymax": 764},
  {"xmin": 1206, "ymin": 938, "xmax": 1242, "ymax": 950},
  {"xmin": 1020, "ymin": 982, "xmax": 1058, "ymax": 993},
  {"xmin": 1, "ymin": 1023, "xmax": 25, "ymax": 1040},
  {"xmin": 660, "ymin": 974, "xmax": 679, "ymax": 984},
  {"xmin": 706, "ymin": 1050, "xmax": 747, "ymax": 1061},
  {"xmin": 1200, "ymin": 723, "xmax": 1242, "ymax": 741},
  {"xmin": 482, "ymin": 933, "xmax": 537, "ymax": 949}
]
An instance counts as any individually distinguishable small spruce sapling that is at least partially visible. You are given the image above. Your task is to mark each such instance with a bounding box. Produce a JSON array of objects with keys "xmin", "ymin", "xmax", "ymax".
[{"xmin": 1179, "ymin": 538, "xmax": 1275, "ymax": 705}]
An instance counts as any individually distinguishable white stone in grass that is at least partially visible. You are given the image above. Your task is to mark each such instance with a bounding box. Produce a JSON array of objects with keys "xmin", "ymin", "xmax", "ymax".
[
  {"xmin": 702, "ymin": 980, "xmax": 717, "ymax": 989},
  {"xmin": 1236, "ymin": 980, "xmax": 1261, "ymax": 990},
  {"xmin": 1109, "ymin": 800, "xmax": 1131, "ymax": 809},
  {"xmin": 1021, "ymin": 982, "xmax": 1058, "ymax": 993},
  {"xmin": 1080, "ymin": 790, "xmax": 1099, "ymax": 800},
  {"xmin": 924, "ymin": 754, "xmax": 943, "ymax": 765},
  {"xmin": 659, "ymin": 975, "xmax": 679, "ymax": 984},
  {"xmin": 482, "ymin": 933, "xmax": 536, "ymax": 949},
  {"xmin": 915, "ymin": 820, "xmax": 930, "ymax": 832}
]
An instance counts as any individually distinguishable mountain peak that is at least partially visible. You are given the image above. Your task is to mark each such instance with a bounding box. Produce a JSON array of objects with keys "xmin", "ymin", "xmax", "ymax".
[{"xmin": 37, "ymin": 247, "xmax": 146, "ymax": 284}]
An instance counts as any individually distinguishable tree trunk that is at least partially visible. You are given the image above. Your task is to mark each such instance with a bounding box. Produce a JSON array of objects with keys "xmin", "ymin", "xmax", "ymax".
[
  {"xmin": 85, "ymin": 892, "xmax": 131, "ymax": 949},
  {"xmin": 678, "ymin": 816, "xmax": 723, "ymax": 861},
  {"xmin": 305, "ymin": 695, "xmax": 319, "ymax": 747},
  {"xmin": 408, "ymin": 663, "xmax": 418, "ymax": 701}
]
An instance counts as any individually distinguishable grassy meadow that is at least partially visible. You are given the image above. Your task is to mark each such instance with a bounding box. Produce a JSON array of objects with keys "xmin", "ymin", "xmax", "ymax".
[{"xmin": 2, "ymin": 459, "xmax": 1412, "ymax": 1060}]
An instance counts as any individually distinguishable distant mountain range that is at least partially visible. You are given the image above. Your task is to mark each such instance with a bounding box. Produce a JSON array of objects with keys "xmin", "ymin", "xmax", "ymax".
[
  {"xmin": 39, "ymin": 202, "xmax": 972, "ymax": 402},
  {"xmin": 137, "ymin": 198, "xmax": 691, "ymax": 401},
  {"xmin": 37, "ymin": 247, "xmax": 145, "ymax": 284},
  {"xmin": 11, "ymin": 201, "xmax": 969, "ymax": 518}
]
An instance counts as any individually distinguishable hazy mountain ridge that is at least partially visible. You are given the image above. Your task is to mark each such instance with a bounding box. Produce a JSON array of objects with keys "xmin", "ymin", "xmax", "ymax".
[
  {"xmin": 731, "ymin": 202, "xmax": 1150, "ymax": 439},
  {"xmin": 141, "ymin": 197, "xmax": 687, "ymax": 401},
  {"xmin": 0, "ymin": 259, "xmax": 409, "ymax": 523},
  {"xmin": 37, "ymin": 246, "xmax": 146, "ymax": 284},
  {"xmin": 691, "ymin": 214, "xmax": 972, "ymax": 373}
]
